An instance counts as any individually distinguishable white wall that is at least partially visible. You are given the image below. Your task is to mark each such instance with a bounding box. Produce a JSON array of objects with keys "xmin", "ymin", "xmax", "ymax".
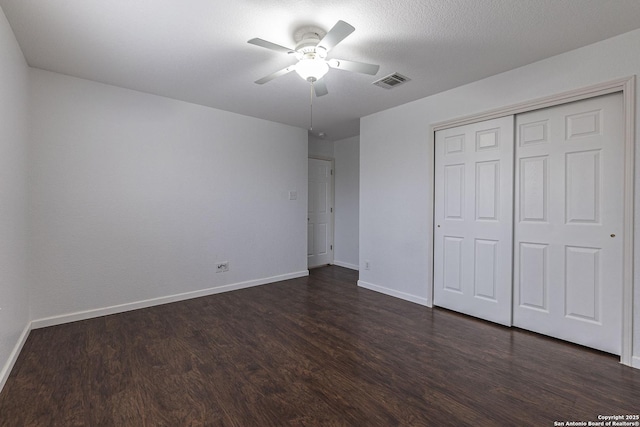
[
  {"xmin": 334, "ymin": 136, "xmax": 359, "ymax": 270},
  {"xmin": 28, "ymin": 69, "xmax": 308, "ymax": 323},
  {"xmin": 308, "ymin": 135, "xmax": 334, "ymax": 158},
  {"xmin": 0, "ymin": 6, "xmax": 29, "ymax": 389},
  {"xmin": 360, "ymin": 28, "xmax": 640, "ymax": 362}
]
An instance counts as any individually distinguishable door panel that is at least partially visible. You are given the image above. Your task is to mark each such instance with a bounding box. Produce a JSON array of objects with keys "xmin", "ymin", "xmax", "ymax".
[
  {"xmin": 444, "ymin": 164, "xmax": 465, "ymax": 219},
  {"xmin": 308, "ymin": 158, "xmax": 334, "ymax": 268},
  {"xmin": 434, "ymin": 116, "xmax": 514, "ymax": 326},
  {"xmin": 474, "ymin": 238, "xmax": 498, "ymax": 300},
  {"xmin": 443, "ymin": 236, "xmax": 463, "ymax": 292},
  {"xmin": 518, "ymin": 242, "xmax": 548, "ymax": 311},
  {"xmin": 519, "ymin": 156, "xmax": 548, "ymax": 222},
  {"xmin": 513, "ymin": 93, "xmax": 623, "ymax": 354},
  {"xmin": 564, "ymin": 246, "xmax": 600, "ymax": 322}
]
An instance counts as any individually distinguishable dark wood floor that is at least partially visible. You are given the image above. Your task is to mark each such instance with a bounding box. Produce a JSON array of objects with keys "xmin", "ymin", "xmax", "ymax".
[{"xmin": 1, "ymin": 266, "xmax": 639, "ymax": 426}]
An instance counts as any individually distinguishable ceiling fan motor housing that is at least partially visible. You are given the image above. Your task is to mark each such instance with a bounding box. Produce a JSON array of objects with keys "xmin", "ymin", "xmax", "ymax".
[
  {"xmin": 294, "ymin": 32, "xmax": 329, "ymax": 82},
  {"xmin": 295, "ymin": 32, "xmax": 327, "ymax": 58}
]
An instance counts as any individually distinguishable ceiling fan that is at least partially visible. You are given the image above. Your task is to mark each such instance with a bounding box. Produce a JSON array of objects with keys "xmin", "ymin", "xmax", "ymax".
[{"xmin": 248, "ymin": 20, "xmax": 380, "ymax": 97}]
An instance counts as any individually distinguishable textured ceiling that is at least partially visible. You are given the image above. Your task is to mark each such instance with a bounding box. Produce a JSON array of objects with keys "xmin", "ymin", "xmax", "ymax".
[{"xmin": 2, "ymin": 0, "xmax": 640, "ymax": 141}]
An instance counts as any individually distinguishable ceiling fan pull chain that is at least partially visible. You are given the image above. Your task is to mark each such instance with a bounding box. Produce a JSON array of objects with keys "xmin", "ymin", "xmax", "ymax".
[{"xmin": 309, "ymin": 82, "xmax": 314, "ymax": 131}]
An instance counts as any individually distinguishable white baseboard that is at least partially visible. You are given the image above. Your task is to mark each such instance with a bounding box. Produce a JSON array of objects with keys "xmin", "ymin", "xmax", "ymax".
[
  {"xmin": 32, "ymin": 270, "xmax": 309, "ymax": 329},
  {"xmin": 632, "ymin": 355, "xmax": 640, "ymax": 370},
  {"xmin": 0, "ymin": 323, "xmax": 31, "ymax": 393},
  {"xmin": 333, "ymin": 260, "xmax": 359, "ymax": 271},
  {"xmin": 357, "ymin": 280, "xmax": 430, "ymax": 307}
]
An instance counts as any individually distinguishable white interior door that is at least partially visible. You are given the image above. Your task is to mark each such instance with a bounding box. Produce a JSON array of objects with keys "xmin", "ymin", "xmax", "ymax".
[
  {"xmin": 308, "ymin": 158, "xmax": 334, "ymax": 268},
  {"xmin": 513, "ymin": 93, "xmax": 624, "ymax": 354},
  {"xmin": 434, "ymin": 116, "xmax": 514, "ymax": 326}
]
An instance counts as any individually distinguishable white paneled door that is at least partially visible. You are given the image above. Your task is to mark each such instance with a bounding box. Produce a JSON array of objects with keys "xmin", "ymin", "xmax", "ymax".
[
  {"xmin": 308, "ymin": 158, "xmax": 334, "ymax": 268},
  {"xmin": 434, "ymin": 116, "xmax": 515, "ymax": 326},
  {"xmin": 513, "ymin": 93, "xmax": 624, "ymax": 354}
]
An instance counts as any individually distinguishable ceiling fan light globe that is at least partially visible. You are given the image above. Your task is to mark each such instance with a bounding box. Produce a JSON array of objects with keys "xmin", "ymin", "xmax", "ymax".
[{"xmin": 295, "ymin": 58, "xmax": 329, "ymax": 82}]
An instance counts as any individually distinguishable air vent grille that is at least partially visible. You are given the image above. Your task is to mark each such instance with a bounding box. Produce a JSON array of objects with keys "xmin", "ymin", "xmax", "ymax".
[{"xmin": 373, "ymin": 72, "xmax": 411, "ymax": 89}]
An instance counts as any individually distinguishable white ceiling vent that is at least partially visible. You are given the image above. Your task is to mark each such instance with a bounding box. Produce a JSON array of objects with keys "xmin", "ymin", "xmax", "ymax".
[{"xmin": 373, "ymin": 72, "xmax": 411, "ymax": 89}]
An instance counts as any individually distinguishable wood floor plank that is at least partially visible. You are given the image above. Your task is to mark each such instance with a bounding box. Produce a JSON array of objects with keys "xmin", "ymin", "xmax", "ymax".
[{"xmin": 1, "ymin": 266, "xmax": 639, "ymax": 426}]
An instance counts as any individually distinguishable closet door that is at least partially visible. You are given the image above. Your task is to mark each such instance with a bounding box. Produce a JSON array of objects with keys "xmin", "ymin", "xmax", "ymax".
[
  {"xmin": 513, "ymin": 93, "xmax": 624, "ymax": 354},
  {"xmin": 434, "ymin": 116, "xmax": 514, "ymax": 326}
]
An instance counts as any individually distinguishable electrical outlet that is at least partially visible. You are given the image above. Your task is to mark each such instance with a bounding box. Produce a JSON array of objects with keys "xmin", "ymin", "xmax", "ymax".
[
  {"xmin": 216, "ymin": 261, "xmax": 229, "ymax": 273},
  {"xmin": 364, "ymin": 260, "xmax": 370, "ymax": 270}
]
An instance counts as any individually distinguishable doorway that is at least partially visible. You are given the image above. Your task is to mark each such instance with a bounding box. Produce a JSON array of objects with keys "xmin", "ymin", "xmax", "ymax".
[
  {"xmin": 308, "ymin": 157, "xmax": 334, "ymax": 268},
  {"xmin": 434, "ymin": 92, "xmax": 626, "ymax": 355}
]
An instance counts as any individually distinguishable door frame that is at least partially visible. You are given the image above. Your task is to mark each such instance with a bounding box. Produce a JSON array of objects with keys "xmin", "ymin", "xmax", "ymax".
[
  {"xmin": 427, "ymin": 76, "xmax": 636, "ymax": 367},
  {"xmin": 308, "ymin": 156, "xmax": 335, "ymax": 268}
]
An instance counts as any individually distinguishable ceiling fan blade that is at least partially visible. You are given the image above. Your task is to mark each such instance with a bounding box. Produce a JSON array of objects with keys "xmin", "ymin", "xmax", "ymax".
[
  {"xmin": 255, "ymin": 65, "xmax": 296, "ymax": 84},
  {"xmin": 248, "ymin": 38, "xmax": 295, "ymax": 54},
  {"xmin": 317, "ymin": 20, "xmax": 355, "ymax": 52},
  {"xmin": 314, "ymin": 79, "xmax": 328, "ymax": 97},
  {"xmin": 328, "ymin": 58, "xmax": 380, "ymax": 75}
]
